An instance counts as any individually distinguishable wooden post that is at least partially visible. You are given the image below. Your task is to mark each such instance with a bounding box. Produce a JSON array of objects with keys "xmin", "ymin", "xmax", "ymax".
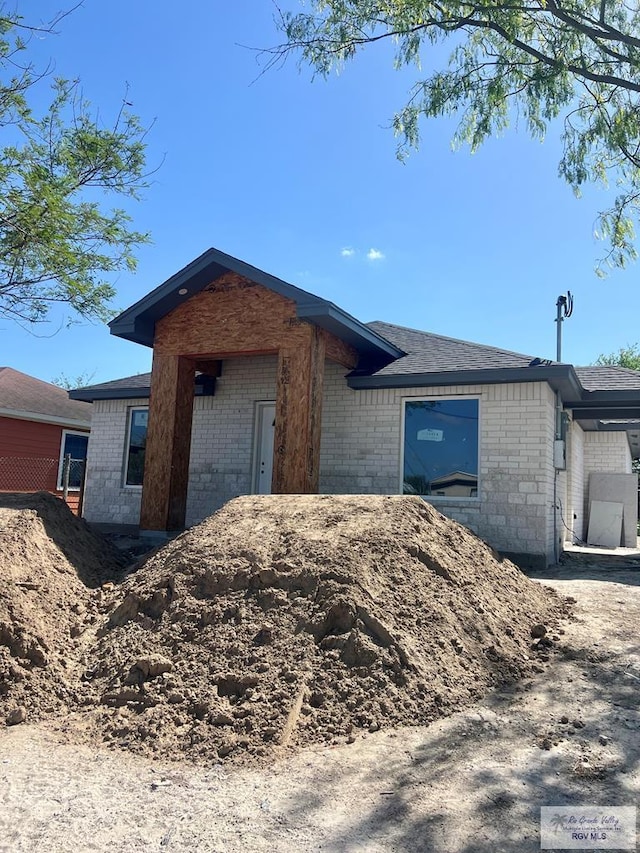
[
  {"xmin": 273, "ymin": 327, "xmax": 326, "ymax": 494},
  {"xmin": 140, "ymin": 353, "xmax": 195, "ymax": 530}
]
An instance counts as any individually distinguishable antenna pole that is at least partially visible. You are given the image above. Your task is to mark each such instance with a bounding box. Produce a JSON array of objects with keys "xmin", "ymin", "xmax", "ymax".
[
  {"xmin": 556, "ymin": 295, "xmax": 565, "ymax": 362},
  {"xmin": 552, "ymin": 291, "xmax": 573, "ymax": 564},
  {"xmin": 555, "ymin": 291, "xmax": 573, "ymax": 362}
]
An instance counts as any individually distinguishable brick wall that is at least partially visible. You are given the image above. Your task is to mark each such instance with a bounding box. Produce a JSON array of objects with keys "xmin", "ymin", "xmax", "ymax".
[
  {"xmin": 321, "ymin": 364, "xmax": 557, "ymax": 563},
  {"xmin": 186, "ymin": 356, "xmax": 278, "ymax": 523},
  {"xmin": 583, "ymin": 431, "xmax": 632, "ymax": 476},
  {"xmin": 567, "ymin": 419, "xmax": 585, "ymax": 542},
  {"xmin": 83, "ymin": 358, "xmax": 279, "ymax": 527},
  {"xmin": 82, "ymin": 397, "xmax": 148, "ymax": 525},
  {"xmin": 83, "ymin": 358, "xmax": 558, "ymax": 563}
]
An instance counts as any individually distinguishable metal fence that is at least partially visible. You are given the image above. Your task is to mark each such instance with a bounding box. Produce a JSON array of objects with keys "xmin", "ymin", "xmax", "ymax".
[{"xmin": 0, "ymin": 456, "xmax": 86, "ymax": 512}]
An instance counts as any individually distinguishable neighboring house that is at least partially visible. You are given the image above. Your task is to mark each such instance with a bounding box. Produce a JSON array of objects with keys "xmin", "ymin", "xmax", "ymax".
[
  {"xmin": 0, "ymin": 368, "xmax": 92, "ymax": 512},
  {"xmin": 70, "ymin": 248, "xmax": 640, "ymax": 567}
]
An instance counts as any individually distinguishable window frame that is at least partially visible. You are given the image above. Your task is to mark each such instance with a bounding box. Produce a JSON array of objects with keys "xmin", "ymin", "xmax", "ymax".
[
  {"xmin": 399, "ymin": 395, "xmax": 481, "ymax": 502},
  {"xmin": 57, "ymin": 429, "xmax": 89, "ymax": 491},
  {"xmin": 123, "ymin": 406, "xmax": 149, "ymax": 489}
]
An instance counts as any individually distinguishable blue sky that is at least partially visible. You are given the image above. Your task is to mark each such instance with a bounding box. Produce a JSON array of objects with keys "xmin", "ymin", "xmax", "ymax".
[{"xmin": 3, "ymin": 1, "xmax": 638, "ymax": 385}]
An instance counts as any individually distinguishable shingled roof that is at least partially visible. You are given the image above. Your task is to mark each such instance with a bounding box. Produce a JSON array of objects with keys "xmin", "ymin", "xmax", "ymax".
[
  {"xmin": 69, "ymin": 372, "xmax": 152, "ymax": 401},
  {"xmin": 69, "ymin": 372, "xmax": 220, "ymax": 402},
  {"xmin": 68, "ymin": 320, "xmax": 640, "ymax": 411},
  {"xmin": 0, "ymin": 367, "xmax": 92, "ymax": 427},
  {"xmin": 365, "ymin": 321, "xmax": 542, "ymax": 375},
  {"xmin": 574, "ymin": 365, "xmax": 640, "ymax": 392}
]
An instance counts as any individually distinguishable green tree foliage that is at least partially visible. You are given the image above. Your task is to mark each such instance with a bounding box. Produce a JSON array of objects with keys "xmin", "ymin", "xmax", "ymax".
[
  {"xmin": 51, "ymin": 369, "xmax": 97, "ymax": 389},
  {"xmin": 274, "ymin": 1, "xmax": 640, "ymax": 271},
  {"xmin": 0, "ymin": 6, "xmax": 150, "ymax": 325},
  {"xmin": 595, "ymin": 342, "xmax": 640, "ymax": 369}
]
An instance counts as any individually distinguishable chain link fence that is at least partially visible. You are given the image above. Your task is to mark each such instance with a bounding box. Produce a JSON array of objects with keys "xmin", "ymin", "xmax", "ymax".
[{"xmin": 0, "ymin": 456, "xmax": 86, "ymax": 512}]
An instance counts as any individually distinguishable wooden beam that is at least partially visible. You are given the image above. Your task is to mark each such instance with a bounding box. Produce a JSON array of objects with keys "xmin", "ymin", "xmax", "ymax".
[
  {"xmin": 273, "ymin": 328, "xmax": 326, "ymax": 494},
  {"xmin": 322, "ymin": 331, "xmax": 358, "ymax": 369},
  {"xmin": 140, "ymin": 354, "xmax": 195, "ymax": 531}
]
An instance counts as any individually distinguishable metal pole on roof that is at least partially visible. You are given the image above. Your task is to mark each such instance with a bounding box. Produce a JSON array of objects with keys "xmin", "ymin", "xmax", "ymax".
[
  {"xmin": 553, "ymin": 292, "xmax": 573, "ymax": 565},
  {"xmin": 555, "ymin": 292, "xmax": 573, "ymax": 362}
]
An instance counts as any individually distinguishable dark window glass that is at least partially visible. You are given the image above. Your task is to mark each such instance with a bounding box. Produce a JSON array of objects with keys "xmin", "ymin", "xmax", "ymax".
[
  {"xmin": 125, "ymin": 409, "xmax": 148, "ymax": 486},
  {"xmin": 58, "ymin": 432, "xmax": 88, "ymax": 489},
  {"xmin": 403, "ymin": 399, "xmax": 479, "ymax": 497}
]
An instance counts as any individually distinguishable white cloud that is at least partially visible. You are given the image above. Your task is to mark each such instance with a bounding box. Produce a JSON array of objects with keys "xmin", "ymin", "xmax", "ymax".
[
  {"xmin": 340, "ymin": 247, "xmax": 355, "ymax": 257},
  {"xmin": 367, "ymin": 248, "xmax": 385, "ymax": 261}
]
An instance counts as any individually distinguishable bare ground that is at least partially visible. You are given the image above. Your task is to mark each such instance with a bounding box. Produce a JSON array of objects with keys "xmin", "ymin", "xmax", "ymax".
[
  {"xmin": 1, "ymin": 565, "xmax": 638, "ymax": 853},
  {"xmin": 1, "ymin": 494, "xmax": 564, "ymax": 762}
]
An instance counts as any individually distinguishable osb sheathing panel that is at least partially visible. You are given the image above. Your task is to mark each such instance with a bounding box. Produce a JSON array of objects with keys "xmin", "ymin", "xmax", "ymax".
[
  {"xmin": 322, "ymin": 331, "xmax": 358, "ymax": 370},
  {"xmin": 273, "ymin": 328, "xmax": 326, "ymax": 494},
  {"xmin": 156, "ymin": 274, "xmax": 307, "ymax": 357},
  {"xmin": 140, "ymin": 354, "xmax": 195, "ymax": 530},
  {"xmin": 141, "ymin": 273, "xmax": 359, "ymax": 526},
  {"xmin": 154, "ymin": 273, "xmax": 358, "ymax": 368}
]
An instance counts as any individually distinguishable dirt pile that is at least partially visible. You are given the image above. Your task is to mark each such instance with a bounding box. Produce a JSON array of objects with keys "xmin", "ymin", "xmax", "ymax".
[
  {"xmin": 77, "ymin": 495, "xmax": 565, "ymax": 762},
  {"xmin": 0, "ymin": 492, "xmax": 125, "ymax": 719}
]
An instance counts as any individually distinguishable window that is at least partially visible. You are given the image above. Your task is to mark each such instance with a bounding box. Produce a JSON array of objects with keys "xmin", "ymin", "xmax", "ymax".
[
  {"xmin": 57, "ymin": 431, "xmax": 89, "ymax": 490},
  {"xmin": 124, "ymin": 408, "xmax": 148, "ymax": 486},
  {"xmin": 402, "ymin": 398, "xmax": 479, "ymax": 498}
]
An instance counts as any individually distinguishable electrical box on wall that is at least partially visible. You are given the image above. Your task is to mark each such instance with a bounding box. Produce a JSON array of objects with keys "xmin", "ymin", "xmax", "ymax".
[{"xmin": 554, "ymin": 439, "xmax": 566, "ymax": 470}]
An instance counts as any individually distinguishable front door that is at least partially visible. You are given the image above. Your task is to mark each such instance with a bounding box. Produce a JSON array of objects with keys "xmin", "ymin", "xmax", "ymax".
[{"xmin": 254, "ymin": 402, "xmax": 276, "ymax": 494}]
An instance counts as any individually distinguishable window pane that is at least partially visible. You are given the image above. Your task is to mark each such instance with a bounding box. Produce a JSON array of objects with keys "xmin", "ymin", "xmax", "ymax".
[
  {"xmin": 126, "ymin": 409, "xmax": 148, "ymax": 486},
  {"xmin": 403, "ymin": 399, "xmax": 478, "ymax": 497},
  {"xmin": 60, "ymin": 433, "xmax": 88, "ymax": 488}
]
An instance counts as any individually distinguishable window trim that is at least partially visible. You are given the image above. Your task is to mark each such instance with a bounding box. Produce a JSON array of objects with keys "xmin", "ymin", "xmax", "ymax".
[
  {"xmin": 57, "ymin": 429, "xmax": 89, "ymax": 491},
  {"xmin": 123, "ymin": 406, "xmax": 149, "ymax": 489},
  {"xmin": 399, "ymin": 395, "xmax": 481, "ymax": 502}
]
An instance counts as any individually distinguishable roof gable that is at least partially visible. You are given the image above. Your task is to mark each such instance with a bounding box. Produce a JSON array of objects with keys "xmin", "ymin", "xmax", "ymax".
[{"xmin": 109, "ymin": 248, "xmax": 402, "ymax": 366}]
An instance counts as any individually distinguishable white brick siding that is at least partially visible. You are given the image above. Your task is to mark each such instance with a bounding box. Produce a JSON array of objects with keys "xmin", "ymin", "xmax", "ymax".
[
  {"xmin": 583, "ymin": 430, "xmax": 632, "ymax": 476},
  {"xmin": 84, "ymin": 358, "xmax": 559, "ymax": 563},
  {"xmin": 82, "ymin": 397, "xmax": 148, "ymax": 525},
  {"xmin": 186, "ymin": 356, "xmax": 277, "ymax": 523},
  {"xmin": 566, "ymin": 419, "xmax": 585, "ymax": 542},
  {"xmin": 321, "ymin": 364, "xmax": 557, "ymax": 563},
  {"xmin": 83, "ymin": 358, "xmax": 277, "ymax": 527}
]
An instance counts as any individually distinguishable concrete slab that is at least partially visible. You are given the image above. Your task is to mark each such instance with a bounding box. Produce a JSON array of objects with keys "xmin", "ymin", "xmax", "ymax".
[
  {"xmin": 564, "ymin": 540, "xmax": 640, "ymax": 557},
  {"xmin": 587, "ymin": 500, "xmax": 623, "ymax": 548},
  {"xmin": 588, "ymin": 472, "xmax": 638, "ymax": 547}
]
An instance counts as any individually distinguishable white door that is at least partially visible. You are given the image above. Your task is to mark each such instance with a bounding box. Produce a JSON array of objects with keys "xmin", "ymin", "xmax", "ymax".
[{"xmin": 255, "ymin": 403, "xmax": 276, "ymax": 494}]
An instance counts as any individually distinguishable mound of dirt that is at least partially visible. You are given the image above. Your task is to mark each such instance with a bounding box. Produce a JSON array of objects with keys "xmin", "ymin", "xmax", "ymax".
[
  {"xmin": 76, "ymin": 495, "xmax": 565, "ymax": 763},
  {"xmin": 0, "ymin": 492, "xmax": 125, "ymax": 720}
]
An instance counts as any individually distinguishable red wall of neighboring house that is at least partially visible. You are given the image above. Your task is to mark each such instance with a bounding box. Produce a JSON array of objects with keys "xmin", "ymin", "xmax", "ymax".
[{"xmin": 0, "ymin": 416, "xmax": 88, "ymax": 513}]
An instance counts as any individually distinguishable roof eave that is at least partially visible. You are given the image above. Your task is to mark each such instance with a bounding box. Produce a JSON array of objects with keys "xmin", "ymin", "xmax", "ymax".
[
  {"xmin": 570, "ymin": 388, "xmax": 640, "ymax": 403},
  {"xmin": 296, "ymin": 302, "xmax": 404, "ymax": 360},
  {"xmin": 69, "ymin": 375, "xmax": 216, "ymax": 403},
  {"xmin": 69, "ymin": 387, "xmax": 151, "ymax": 402},
  {"xmin": 0, "ymin": 407, "xmax": 91, "ymax": 429},
  {"xmin": 348, "ymin": 364, "xmax": 581, "ymax": 397}
]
